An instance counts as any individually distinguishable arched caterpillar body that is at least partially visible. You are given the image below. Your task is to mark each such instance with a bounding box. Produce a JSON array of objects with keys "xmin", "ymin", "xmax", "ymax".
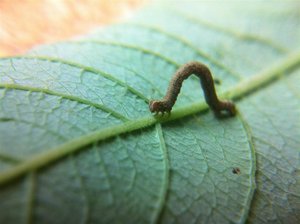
[{"xmin": 149, "ymin": 61, "xmax": 236, "ymax": 117}]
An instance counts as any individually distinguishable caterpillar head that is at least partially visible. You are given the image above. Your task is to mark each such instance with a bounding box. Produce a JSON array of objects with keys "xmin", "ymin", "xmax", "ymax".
[{"xmin": 149, "ymin": 100, "xmax": 170, "ymax": 113}]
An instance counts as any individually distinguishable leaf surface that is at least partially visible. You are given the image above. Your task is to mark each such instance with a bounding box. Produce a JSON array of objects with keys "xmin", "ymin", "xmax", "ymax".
[{"xmin": 0, "ymin": 1, "xmax": 299, "ymax": 224}]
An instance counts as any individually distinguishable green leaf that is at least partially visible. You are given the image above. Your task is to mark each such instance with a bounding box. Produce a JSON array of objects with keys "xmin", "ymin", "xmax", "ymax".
[{"xmin": 0, "ymin": 1, "xmax": 299, "ymax": 223}]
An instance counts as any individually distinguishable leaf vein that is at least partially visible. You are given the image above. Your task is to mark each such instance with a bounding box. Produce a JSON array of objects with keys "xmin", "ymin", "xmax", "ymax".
[
  {"xmin": 0, "ymin": 49, "xmax": 299, "ymax": 185},
  {"xmin": 153, "ymin": 123, "xmax": 170, "ymax": 224},
  {"xmin": 0, "ymin": 83, "xmax": 128, "ymax": 122},
  {"xmin": 25, "ymin": 172, "xmax": 36, "ymax": 224},
  {"xmin": 170, "ymin": 7, "xmax": 288, "ymax": 54},
  {"xmin": 73, "ymin": 40, "xmax": 180, "ymax": 67},
  {"xmin": 3, "ymin": 56, "xmax": 149, "ymax": 104},
  {"xmin": 125, "ymin": 23, "xmax": 242, "ymax": 80},
  {"xmin": 70, "ymin": 155, "xmax": 90, "ymax": 224},
  {"xmin": 93, "ymin": 145, "xmax": 116, "ymax": 206},
  {"xmin": 0, "ymin": 152, "xmax": 21, "ymax": 164}
]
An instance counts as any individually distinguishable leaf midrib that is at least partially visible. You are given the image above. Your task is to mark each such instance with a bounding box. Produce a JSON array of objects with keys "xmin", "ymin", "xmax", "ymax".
[{"xmin": 0, "ymin": 49, "xmax": 299, "ymax": 186}]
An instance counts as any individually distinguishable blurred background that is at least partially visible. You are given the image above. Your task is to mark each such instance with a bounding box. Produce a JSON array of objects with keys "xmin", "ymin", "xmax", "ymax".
[{"xmin": 0, "ymin": 0, "xmax": 145, "ymax": 57}]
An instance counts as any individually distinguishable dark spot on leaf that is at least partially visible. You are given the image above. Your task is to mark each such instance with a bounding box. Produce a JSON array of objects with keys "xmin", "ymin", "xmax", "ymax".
[{"xmin": 232, "ymin": 167, "xmax": 241, "ymax": 174}]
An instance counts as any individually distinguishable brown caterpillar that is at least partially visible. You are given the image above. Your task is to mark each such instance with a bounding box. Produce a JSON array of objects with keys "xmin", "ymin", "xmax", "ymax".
[{"xmin": 149, "ymin": 61, "xmax": 236, "ymax": 117}]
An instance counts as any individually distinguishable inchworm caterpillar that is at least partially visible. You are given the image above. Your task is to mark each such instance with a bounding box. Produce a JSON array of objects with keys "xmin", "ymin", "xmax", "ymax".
[{"xmin": 149, "ymin": 61, "xmax": 236, "ymax": 117}]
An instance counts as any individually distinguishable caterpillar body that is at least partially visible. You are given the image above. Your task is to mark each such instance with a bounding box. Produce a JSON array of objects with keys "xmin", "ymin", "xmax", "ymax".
[{"xmin": 149, "ymin": 61, "xmax": 236, "ymax": 117}]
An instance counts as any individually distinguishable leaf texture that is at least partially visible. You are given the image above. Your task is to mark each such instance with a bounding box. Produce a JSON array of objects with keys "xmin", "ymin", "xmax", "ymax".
[{"xmin": 0, "ymin": 1, "xmax": 299, "ymax": 224}]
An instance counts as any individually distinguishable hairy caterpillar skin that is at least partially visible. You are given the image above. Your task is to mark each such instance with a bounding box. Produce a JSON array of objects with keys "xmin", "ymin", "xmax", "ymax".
[{"xmin": 149, "ymin": 61, "xmax": 236, "ymax": 117}]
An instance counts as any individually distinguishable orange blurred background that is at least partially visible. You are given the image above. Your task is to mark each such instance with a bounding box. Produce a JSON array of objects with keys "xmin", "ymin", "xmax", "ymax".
[{"xmin": 0, "ymin": 0, "xmax": 145, "ymax": 57}]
